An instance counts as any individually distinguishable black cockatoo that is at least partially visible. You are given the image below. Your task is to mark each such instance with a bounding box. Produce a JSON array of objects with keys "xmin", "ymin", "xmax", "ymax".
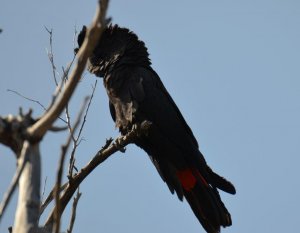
[{"xmin": 76, "ymin": 25, "xmax": 236, "ymax": 233}]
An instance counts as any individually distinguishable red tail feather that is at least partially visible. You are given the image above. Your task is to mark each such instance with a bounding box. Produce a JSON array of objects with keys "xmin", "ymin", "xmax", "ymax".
[
  {"xmin": 177, "ymin": 168, "xmax": 209, "ymax": 191},
  {"xmin": 176, "ymin": 169, "xmax": 196, "ymax": 191}
]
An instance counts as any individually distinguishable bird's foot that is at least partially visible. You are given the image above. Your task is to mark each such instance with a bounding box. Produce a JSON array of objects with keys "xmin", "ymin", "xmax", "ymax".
[
  {"xmin": 131, "ymin": 121, "xmax": 152, "ymax": 137},
  {"xmin": 114, "ymin": 137, "xmax": 126, "ymax": 153}
]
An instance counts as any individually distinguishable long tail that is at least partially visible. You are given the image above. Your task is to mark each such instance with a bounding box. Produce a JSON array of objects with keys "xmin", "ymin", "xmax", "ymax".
[{"xmin": 177, "ymin": 168, "xmax": 234, "ymax": 233}]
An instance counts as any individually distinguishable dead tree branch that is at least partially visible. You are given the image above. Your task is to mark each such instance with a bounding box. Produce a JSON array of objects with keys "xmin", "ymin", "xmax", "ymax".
[
  {"xmin": 13, "ymin": 141, "xmax": 41, "ymax": 233},
  {"xmin": 0, "ymin": 1, "xmax": 110, "ymax": 232},
  {"xmin": 44, "ymin": 120, "xmax": 152, "ymax": 228},
  {"xmin": 67, "ymin": 190, "xmax": 81, "ymax": 233}
]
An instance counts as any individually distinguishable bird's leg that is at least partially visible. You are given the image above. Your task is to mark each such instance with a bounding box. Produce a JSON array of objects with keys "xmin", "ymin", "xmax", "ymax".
[{"xmin": 130, "ymin": 121, "xmax": 152, "ymax": 137}]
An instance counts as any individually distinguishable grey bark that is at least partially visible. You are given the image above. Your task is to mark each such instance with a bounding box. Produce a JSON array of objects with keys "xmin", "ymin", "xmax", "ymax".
[{"xmin": 13, "ymin": 141, "xmax": 41, "ymax": 233}]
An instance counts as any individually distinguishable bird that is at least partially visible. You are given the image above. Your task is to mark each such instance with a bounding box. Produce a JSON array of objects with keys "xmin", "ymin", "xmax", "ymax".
[{"xmin": 76, "ymin": 25, "xmax": 236, "ymax": 233}]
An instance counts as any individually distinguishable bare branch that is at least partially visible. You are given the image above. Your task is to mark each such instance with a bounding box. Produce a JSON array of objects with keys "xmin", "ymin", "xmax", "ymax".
[
  {"xmin": 44, "ymin": 120, "xmax": 151, "ymax": 228},
  {"xmin": 45, "ymin": 27, "xmax": 59, "ymax": 86},
  {"xmin": 0, "ymin": 143, "xmax": 28, "ymax": 222},
  {"xmin": 67, "ymin": 190, "xmax": 81, "ymax": 233},
  {"xmin": 27, "ymin": 0, "xmax": 110, "ymax": 141},
  {"xmin": 53, "ymin": 97, "xmax": 89, "ymax": 233}
]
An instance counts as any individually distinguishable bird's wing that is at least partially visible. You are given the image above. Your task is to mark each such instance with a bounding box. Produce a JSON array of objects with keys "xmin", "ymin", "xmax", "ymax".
[
  {"xmin": 129, "ymin": 67, "xmax": 199, "ymax": 151},
  {"xmin": 120, "ymin": 66, "xmax": 214, "ymax": 184}
]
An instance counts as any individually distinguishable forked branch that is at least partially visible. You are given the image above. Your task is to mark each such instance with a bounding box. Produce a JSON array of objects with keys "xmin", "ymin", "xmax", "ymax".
[{"xmin": 44, "ymin": 121, "xmax": 152, "ymax": 228}]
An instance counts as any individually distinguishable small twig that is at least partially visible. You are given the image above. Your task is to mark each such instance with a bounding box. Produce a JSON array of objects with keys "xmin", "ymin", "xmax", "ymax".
[
  {"xmin": 68, "ymin": 80, "xmax": 98, "ymax": 177},
  {"xmin": 54, "ymin": 97, "xmax": 89, "ymax": 233},
  {"xmin": 0, "ymin": 145, "xmax": 28, "ymax": 222},
  {"xmin": 67, "ymin": 189, "xmax": 81, "ymax": 233},
  {"xmin": 77, "ymin": 80, "xmax": 97, "ymax": 141},
  {"xmin": 7, "ymin": 89, "xmax": 47, "ymax": 111},
  {"xmin": 62, "ymin": 56, "xmax": 77, "ymax": 82},
  {"xmin": 45, "ymin": 27, "xmax": 59, "ymax": 86},
  {"xmin": 40, "ymin": 183, "xmax": 68, "ymax": 216},
  {"xmin": 65, "ymin": 104, "xmax": 75, "ymax": 141}
]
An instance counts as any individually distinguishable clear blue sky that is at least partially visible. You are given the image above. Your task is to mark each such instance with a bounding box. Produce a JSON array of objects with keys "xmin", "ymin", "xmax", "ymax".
[{"xmin": 1, "ymin": 1, "xmax": 300, "ymax": 232}]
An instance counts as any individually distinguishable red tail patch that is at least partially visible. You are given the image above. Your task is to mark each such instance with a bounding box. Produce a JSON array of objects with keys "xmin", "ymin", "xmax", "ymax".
[
  {"xmin": 176, "ymin": 169, "xmax": 197, "ymax": 191},
  {"xmin": 177, "ymin": 169, "xmax": 209, "ymax": 191}
]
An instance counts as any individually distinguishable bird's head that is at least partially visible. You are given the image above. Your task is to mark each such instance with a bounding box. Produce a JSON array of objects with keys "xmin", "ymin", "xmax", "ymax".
[{"xmin": 75, "ymin": 24, "xmax": 151, "ymax": 78}]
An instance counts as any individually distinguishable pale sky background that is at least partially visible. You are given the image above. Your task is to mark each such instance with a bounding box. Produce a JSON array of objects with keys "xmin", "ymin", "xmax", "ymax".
[{"xmin": 1, "ymin": 1, "xmax": 300, "ymax": 233}]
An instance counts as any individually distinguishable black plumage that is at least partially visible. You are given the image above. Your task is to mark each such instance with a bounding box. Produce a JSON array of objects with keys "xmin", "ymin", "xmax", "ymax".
[{"xmin": 77, "ymin": 25, "xmax": 236, "ymax": 233}]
